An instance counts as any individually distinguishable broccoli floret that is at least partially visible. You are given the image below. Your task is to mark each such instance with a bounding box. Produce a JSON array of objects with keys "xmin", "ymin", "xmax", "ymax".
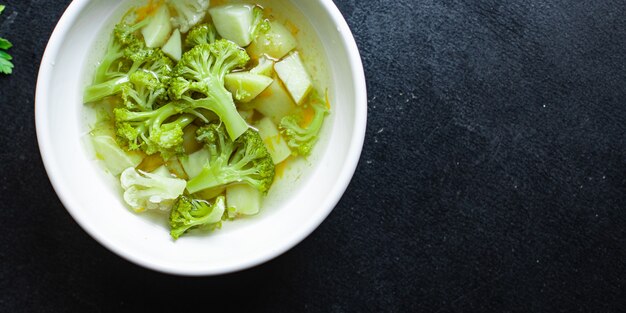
[
  {"xmin": 169, "ymin": 195, "xmax": 226, "ymax": 239},
  {"xmin": 93, "ymin": 36, "xmax": 125, "ymax": 84},
  {"xmin": 186, "ymin": 123, "xmax": 275, "ymax": 195},
  {"xmin": 115, "ymin": 103, "xmax": 196, "ymax": 159},
  {"xmin": 280, "ymin": 100, "xmax": 329, "ymax": 156},
  {"xmin": 140, "ymin": 49, "xmax": 174, "ymax": 78},
  {"xmin": 167, "ymin": 0, "xmax": 209, "ymax": 33},
  {"xmin": 149, "ymin": 114, "xmax": 196, "ymax": 158},
  {"xmin": 84, "ymin": 38, "xmax": 173, "ymax": 103},
  {"xmin": 185, "ymin": 23, "xmax": 219, "ymax": 48},
  {"xmin": 250, "ymin": 6, "xmax": 271, "ymax": 41},
  {"xmin": 92, "ymin": 20, "xmax": 150, "ymax": 84},
  {"xmin": 114, "ymin": 19, "xmax": 150, "ymax": 46},
  {"xmin": 121, "ymin": 70, "xmax": 168, "ymax": 111},
  {"xmin": 120, "ymin": 167, "xmax": 187, "ymax": 212},
  {"xmin": 170, "ymin": 40, "xmax": 250, "ymax": 140}
]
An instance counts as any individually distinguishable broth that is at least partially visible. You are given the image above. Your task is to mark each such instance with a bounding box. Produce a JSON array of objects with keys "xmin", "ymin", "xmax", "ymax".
[{"xmin": 81, "ymin": 0, "xmax": 334, "ymax": 238}]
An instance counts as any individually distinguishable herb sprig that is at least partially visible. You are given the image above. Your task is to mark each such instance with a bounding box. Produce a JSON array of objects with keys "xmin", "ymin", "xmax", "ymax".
[{"xmin": 0, "ymin": 5, "xmax": 13, "ymax": 75}]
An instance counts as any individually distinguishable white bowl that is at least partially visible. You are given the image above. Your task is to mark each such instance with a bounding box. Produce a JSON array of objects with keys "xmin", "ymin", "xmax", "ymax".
[{"xmin": 35, "ymin": 0, "xmax": 366, "ymax": 276}]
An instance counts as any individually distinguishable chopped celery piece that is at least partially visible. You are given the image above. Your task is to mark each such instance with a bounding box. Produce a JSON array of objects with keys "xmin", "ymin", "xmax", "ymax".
[
  {"xmin": 165, "ymin": 157, "xmax": 187, "ymax": 179},
  {"xmin": 151, "ymin": 165, "xmax": 172, "ymax": 177},
  {"xmin": 249, "ymin": 79, "xmax": 296, "ymax": 125},
  {"xmin": 225, "ymin": 72, "xmax": 273, "ymax": 103},
  {"xmin": 250, "ymin": 56, "xmax": 275, "ymax": 77},
  {"xmin": 226, "ymin": 184, "xmax": 262, "ymax": 216},
  {"xmin": 274, "ymin": 52, "xmax": 312, "ymax": 104},
  {"xmin": 196, "ymin": 186, "xmax": 226, "ymax": 201},
  {"xmin": 238, "ymin": 109, "xmax": 255, "ymax": 124},
  {"xmin": 141, "ymin": 5, "xmax": 172, "ymax": 48},
  {"xmin": 180, "ymin": 148, "xmax": 209, "ymax": 179},
  {"xmin": 162, "ymin": 29, "xmax": 182, "ymax": 61},
  {"xmin": 90, "ymin": 121, "xmax": 116, "ymax": 138},
  {"xmin": 209, "ymin": 4, "xmax": 255, "ymax": 47},
  {"xmin": 182, "ymin": 124, "xmax": 202, "ymax": 154},
  {"xmin": 255, "ymin": 117, "xmax": 291, "ymax": 164},
  {"xmin": 137, "ymin": 154, "xmax": 165, "ymax": 173},
  {"xmin": 247, "ymin": 21, "xmax": 297, "ymax": 59},
  {"xmin": 92, "ymin": 136, "xmax": 143, "ymax": 176}
]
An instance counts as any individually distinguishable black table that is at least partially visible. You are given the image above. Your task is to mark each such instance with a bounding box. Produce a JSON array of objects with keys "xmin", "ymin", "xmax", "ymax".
[{"xmin": 1, "ymin": 1, "xmax": 625, "ymax": 311}]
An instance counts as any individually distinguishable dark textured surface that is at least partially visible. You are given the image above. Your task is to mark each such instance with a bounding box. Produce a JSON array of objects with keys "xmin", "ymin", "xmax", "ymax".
[{"xmin": 1, "ymin": 0, "xmax": 625, "ymax": 311}]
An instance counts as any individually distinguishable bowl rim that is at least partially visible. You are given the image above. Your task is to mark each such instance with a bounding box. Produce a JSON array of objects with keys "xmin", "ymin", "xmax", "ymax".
[{"xmin": 35, "ymin": 0, "xmax": 367, "ymax": 276}]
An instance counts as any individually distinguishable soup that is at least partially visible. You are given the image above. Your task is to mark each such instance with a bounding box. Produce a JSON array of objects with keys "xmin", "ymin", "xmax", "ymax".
[{"xmin": 83, "ymin": 0, "xmax": 331, "ymax": 240}]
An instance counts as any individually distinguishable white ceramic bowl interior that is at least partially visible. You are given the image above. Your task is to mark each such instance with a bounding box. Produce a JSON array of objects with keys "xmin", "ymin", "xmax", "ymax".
[{"xmin": 36, "ymin": 0, "xmax": 366, "ymax": 276}]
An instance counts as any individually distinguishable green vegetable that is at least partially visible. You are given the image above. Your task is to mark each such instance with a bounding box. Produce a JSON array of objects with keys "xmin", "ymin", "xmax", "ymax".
[
  {"xmin": 162, "ymin": 29, "xmax": 182, "ymax": 61},
  {"xmin": 226, "ymin": 184, "xmax": 262, "ymax": 216},
  {"xmin": 169, "ymin": 40, "xmax": 250, "ymax": 140},
  {"xmin": 169, "ymin": 195, "xmax": 226, "ymax": 239},
  {"xmin": 185, "ymin": 23, "xmax": 219, "ymax": 48},
  {"xmin": 165, "ymin": 156, "xmax": 187, "ymax": 179},
  {"xmin": 274, "ymin": 51, "xmax": 313, "ymax": 105},
  {"xmin": 255, "ymin": 117, "xmax": 291, "ymax": 164},
  {"xmin": 238, "ymin": 109, "xmax": 255, "ymax": 124},
  {"xmin": 120, "ymin": 167, "xmax": 186, "ymax": 212},
  {"xmin": 224, "ymin": 72, "xmax": 273, "ymax": 103},
  {"xmin": 90, "ymin": 118, "xmax": 116, "ymax": 138},
  {"xmin": 114, "ymin": 103, "xmax": 196, "ymax": 159},
  {"xmin": 209, "ymin": 4, "xmax": 269, "ymax": 47},
  {"xmin": 250, "ymin": 56, "xmax": 274, "ymax": 77},
  {"xmin": 95, "ymin": 19, "xmax": 152, "ymax": 83},
  {"xmin": 280, "ymin": 99, "xmax": 328, "ymax": 156},
  {"xmin": 92, "ymin": 135, "xmax": 143, "ymax": 175},
  {"xmin": 141, "ymin": 5, "xmax": 172, "ymax": 48},
  {"xmin": 120, "ymin": 70, "xmax": 168, "ymax": 111},
  {"xmin": 186, "ymin": 123, "xmax": 275, "ymax": 195},
  {"xmin": 180, "ymin": 148, "xmax": 210, "ymax": 179},
  {"xmin": 248, "ymin": 78, "xmax": 297, "ymax": 125},
  {"xmin": 86, "ymin": 48, "xmax": 172, "ymax": 103},
  {"xmin": 167, "ymin": 0, "xmax": 209, "ymax": 33},
  {"xmin": 84, "ymin": 22, "xmax": 173, "ymax": 103},
  {"xmin": 0, "ymin": 5, "xmax": 13, "ymax": 75},
  {"xmin": 0, "ymin": 48, "xmax": 12, "ymax": 75},
  {"xmin": 247, "ymin": 21, "xmax": 297, "ymax": 60}
]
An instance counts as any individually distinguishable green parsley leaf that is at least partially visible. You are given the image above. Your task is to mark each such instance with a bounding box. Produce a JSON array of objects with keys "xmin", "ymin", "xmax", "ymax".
[
  {"xmin": 0, "ymin": 53, "xmax": 13, "ymax": 74},
  {"xmin": 0, "ymin": 49, "xmax": 11, "ymax": 60},
  {"xmin": 0, "ymin": 37, "xmax": 11, "ymax": 50},
  {"xmin": 0, "ymin": 4, "xmax": 13, "ymax": 75}
]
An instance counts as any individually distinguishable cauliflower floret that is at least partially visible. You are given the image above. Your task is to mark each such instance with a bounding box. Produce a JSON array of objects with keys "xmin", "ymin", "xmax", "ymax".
[
  {"xmin": 167, "ymin": 0, "xmax": 210, "ymax": 33},
  {"xmin": 120, "ymin": 166, "xmax": 186, "ymax": 212}
]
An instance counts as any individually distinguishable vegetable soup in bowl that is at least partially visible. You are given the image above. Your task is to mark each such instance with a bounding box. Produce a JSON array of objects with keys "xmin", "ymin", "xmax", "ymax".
[{"xmin": 36, "ymin": 0, "xmax": 366, "ymax": 276}]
